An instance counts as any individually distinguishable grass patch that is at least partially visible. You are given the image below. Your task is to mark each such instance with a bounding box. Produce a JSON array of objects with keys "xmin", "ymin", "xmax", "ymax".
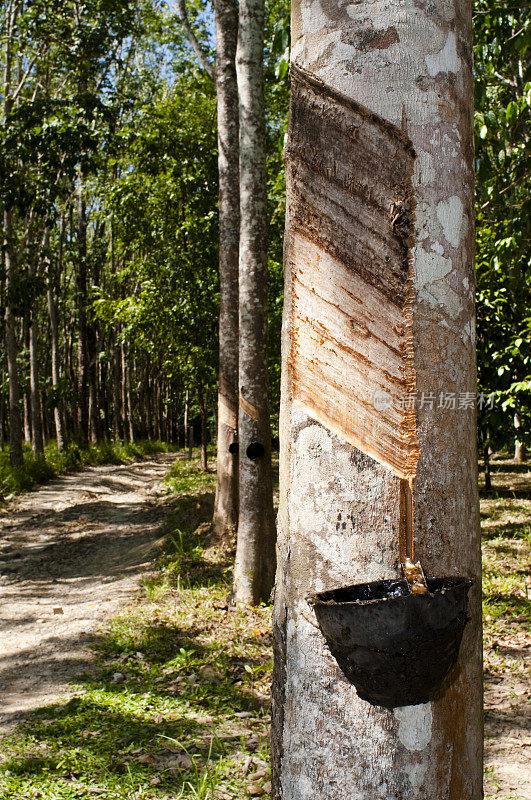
[
  {"xmin": 481, "ymin": 459, "xmax": 530, "ymax": 800},
  {"xmin": 163, "ymin": 457, "xmax": 216, "ymax": 498},
  {"xmin": 0, "ymin": 439, "xmax": 174, "ymax": 500},
  {"xmin": 0, "ymin": 455, "xmax": 272, "ymax": 800}
]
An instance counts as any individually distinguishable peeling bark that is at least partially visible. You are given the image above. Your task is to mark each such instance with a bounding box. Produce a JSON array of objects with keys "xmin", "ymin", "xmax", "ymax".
[
  {"xmin": 287, "ymin": 66, "xmax": 419, "ymax": 480},
  {"xmin": 273, "ymin": 0, "xmax": 482, "ymax": 796}
]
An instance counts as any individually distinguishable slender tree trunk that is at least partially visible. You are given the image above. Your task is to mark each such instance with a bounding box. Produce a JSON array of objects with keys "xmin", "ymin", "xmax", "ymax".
[
  {"xmin": 28, "ymin": 234, "xmax": 46, "ymax": 458},
  {"xmin": 122, "ymin": 341, "xmax": 134, "ymax": 442},
  {"xmin": 232, "ymin": 0, "xmax": 276, "ymax": 604},
  {"xmin": 272, "ymin": 3, "xmax": 482, "ymax": 798},
  {"xmin": 0, "ymin": 372, "xmax": 5, "ymax": 450},
  {"xmin": 112, "ymin": 339, "xmax": 123, "ymax": 439},
  {"xmin": 88, "ymin": 227, "xmax": 102, "ymax": 444},
  {"xmin": 3, "ymin": 2, "xmax": 23, "ymax": 466},
  {"xmin": 183, "ymin": 388, "xmax": 189, "ymax": 449},
  {"xmin": 198, "ymin": 382, "xmax": 209, "ymax": 471},
  {"xmin": 28, "ymin": 306, "xmax": 44, "ymax": 457},
  {"xmin": 76, "ymin": 176, "xmax": 89, "ymax": 445},
  {"xmin": 22, "ymin": 318, "xmax": 32, "ymax": 444},
  {"xmin": 3, "ymin": 209, "xmax": 23, "ymax": 466},
  {"xmin": 213, "ymin": 0, "xmax": 240, "ymax": 537},
  {"xmin": 23, "ymin": 390, "xmax": 32, "ymax": 445},
  {"xmin": 514, "ymin": 411, "xmax": 526, "ymax": 462},
  {"xmin": 47, "ymin": 221, "xmax": 66, "ymax": 451}
]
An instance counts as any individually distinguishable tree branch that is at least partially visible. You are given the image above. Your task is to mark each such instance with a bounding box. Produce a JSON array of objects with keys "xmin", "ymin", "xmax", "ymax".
[{"xmin": 176, "ymin": 0, "xmax": 215, "ymax": 81}]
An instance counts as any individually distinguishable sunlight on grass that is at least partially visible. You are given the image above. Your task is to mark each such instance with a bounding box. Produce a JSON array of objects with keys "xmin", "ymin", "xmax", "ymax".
[
  {"xmin": 0, "ymin": 456, "xmax": 271, "ymax": 800},
  {"xmin": 0, "ymin": 440, "xmax": 174, "ymax": 500}
]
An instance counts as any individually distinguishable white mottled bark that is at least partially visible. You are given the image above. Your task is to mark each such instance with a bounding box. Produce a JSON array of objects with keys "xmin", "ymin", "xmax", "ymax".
[
  {"xmin": 272, "ymin": 0, "xmax": 482, "ymax": 797},
  {"xmin": 232, "ymin": 0, "xmax": 276, "ymax": 604},
  {"xmin": 213, "ymin": 0, "xmax": 240, "ymax": 537}
]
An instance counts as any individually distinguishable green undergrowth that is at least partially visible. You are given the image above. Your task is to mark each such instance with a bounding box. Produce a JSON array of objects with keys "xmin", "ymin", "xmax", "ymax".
[
  {"xmin": 0, "ymin": 439, "xmax": 174, "ymax": 500},
  {"xmin": 481, "ymin": 458, "xmax": 531, "ymax": 631},
  {"xmin": 163, "ymin": 455, "xmax": 217, "ymax": 498},
  {"xmin": 0, "ymin": 455, "xmax": 272, "ymax": 800}
]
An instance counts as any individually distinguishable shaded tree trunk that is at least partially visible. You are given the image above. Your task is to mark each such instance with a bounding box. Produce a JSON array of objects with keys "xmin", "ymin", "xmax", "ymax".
[
  {"xmin": 232, "ymin": 0, "xmax": 276, "ymax": 604},
  {"xmin": 198, "ymin": 382, "xmax": 209, "ymax": 471},
  {"xmin": 213, "ymin": 0, "xmax": 240, "ymax": 537},
  {"xmin": 47, "ymin": 219, "xmax": 66, "ymax": 452},
  {"xmin": 28, "ymin": 307, "xmax": 44, "ymax": 457},
  {"xmin": 121, "ymin": 341, "xmax": 134, "ymax": 442},
  {"xmin": 76, "ymin": 177, "xmax": 89, "ymax": 445},
  {"xmin": 112, "ymin": 338, "xmax": 123, "ymax": 439},
  {"xmin": 2, "ymin": 2, "xmax": 23, "ymax": 466},
  {"xmin": 272, "ymin": 3, "xmax": 482, "ymax": 798},
  {"xmin": 514, "ymin": 412, "xmax": 526, "ymax": 462},
  {"xmin": 3, "ymin": 210, "xmax": 23, "ymax": 466}
]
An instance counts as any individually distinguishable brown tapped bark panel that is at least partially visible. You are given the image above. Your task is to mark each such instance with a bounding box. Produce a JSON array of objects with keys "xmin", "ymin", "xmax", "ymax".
[{"xmin": 286, "ymin": 65, "xmax": 420, "ymax": 479}]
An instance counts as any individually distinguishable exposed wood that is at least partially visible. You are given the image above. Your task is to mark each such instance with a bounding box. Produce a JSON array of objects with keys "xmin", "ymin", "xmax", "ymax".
[{"xmin": 287, "ymin": 66, "xmax": 419, "ymax": 480}]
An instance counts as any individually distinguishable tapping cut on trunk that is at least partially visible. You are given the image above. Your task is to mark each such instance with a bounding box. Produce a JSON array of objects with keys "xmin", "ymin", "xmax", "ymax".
[{"xmin": 286, "ymin": 64, "xmax": 420, "ymax": 481}]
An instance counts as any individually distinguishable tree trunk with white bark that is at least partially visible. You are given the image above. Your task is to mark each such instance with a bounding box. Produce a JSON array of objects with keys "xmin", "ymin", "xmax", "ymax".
[
  {"xmin": 213, "ymin": 0, "xmax": 240, "ymax": 537},
  {"xmin": 232, "ymin": 0, "xmax": 276, "ymax": 604},
  {"xmin": 272, "ymin": 1, "xmax": 482, "ymax": 797}
]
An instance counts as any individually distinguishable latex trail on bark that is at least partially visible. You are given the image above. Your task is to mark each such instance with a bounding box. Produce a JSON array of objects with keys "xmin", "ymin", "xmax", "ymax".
[{"xmin": 286, "ymin": 65, "xmax": 420, "ymax": 480}]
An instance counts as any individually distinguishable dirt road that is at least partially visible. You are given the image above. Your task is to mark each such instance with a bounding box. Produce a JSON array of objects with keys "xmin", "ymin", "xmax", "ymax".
[{"xmin": 0, "ymin": 454, "xmax": 175, "ymax": 732}]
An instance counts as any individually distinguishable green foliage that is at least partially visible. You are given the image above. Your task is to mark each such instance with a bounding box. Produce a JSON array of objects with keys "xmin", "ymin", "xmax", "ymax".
[
  {"xmin": 474, "ymin": 0, "xmax": 531, "ymax": 451},
  {"xmin": 93, "ymin": 68, "xmax": 219, "ymax": 406}
]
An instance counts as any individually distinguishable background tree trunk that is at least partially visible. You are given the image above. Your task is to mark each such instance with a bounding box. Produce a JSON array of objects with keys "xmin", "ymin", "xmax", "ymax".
[
  {"xmin": 514, "ymin": 411, "xmax": 526, "ymax": 462},
  {"xmin": 198, "ymin": 382, "xmax": 209, "ymax": 471},
  {"xmin": 213, "ymin": 0, "xmax": 240, "ymax": 538},
  {"xmin": 28, "ymin": 307, "xmax": 44, "ymax": 457},
  {"xmin": 76, "ymin": 178, "xmax": 89, "ymax": 445},
  {"xmin": 232, "ymin": 0, "xmax": 276, "ymax": 604},
  {"xmin": 48, "ymin": 220, "xmax": 66, "ymax": 452},
  {"xmin": 272, "ymin": 2, "xmax": 482, "ymax": 797},
  {"xmin": 3, "ymin": 210, "xmax": 23, "ymax": 466}
]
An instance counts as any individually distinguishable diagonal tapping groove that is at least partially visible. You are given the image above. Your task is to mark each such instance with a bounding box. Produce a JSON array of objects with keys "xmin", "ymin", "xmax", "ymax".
[{"xmin": 286, "ymin": 63, "xmax": 420, "ymax": 482}]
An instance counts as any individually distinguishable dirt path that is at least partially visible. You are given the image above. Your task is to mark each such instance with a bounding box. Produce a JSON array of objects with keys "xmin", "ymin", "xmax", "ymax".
[{"xmin": 0, "ymin": 453, "xmax": 176, "ymax": 733}]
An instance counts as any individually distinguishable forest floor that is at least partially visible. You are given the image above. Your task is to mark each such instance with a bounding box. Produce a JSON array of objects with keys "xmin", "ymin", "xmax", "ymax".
[{"xmin": 0, "ymin": 451, "xmax": 528, "ymax": 799}]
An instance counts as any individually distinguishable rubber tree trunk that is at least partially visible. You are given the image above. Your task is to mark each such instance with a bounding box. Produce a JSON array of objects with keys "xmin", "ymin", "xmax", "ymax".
[
  {"xmin": 112, "ymin": 339, "xmax": 123, "ymax": 440},
  {"xmin": 47, "ymin": 222, "xmax": 66, "ymax": 452},
  {"xmin": 76, "ymin": 178, "xmax": 89, "ymax": 446},
  {"xmin": 121, "ymin": 341, "xmax": 134, "ymax": 443},
  {"xmin": 213, "ymin": 0, "xmax": 240, "ymax": 538},
  {"xmin": 514, "ymin": 412, "xmax": 526, "ymax": 462},
  {"xmin": 28, "ymin": 308, "xmax": 44, "ymax": 457},
  {"xmin": 28, "ymin": 240, "xmax": 45, "ymax": 457},
  {"xmin": 232, "ymin": 0, "xmax": 276, "ymax": 604},
  {"xmin": 272, "ymin": 2, "xmax": 482, "ymax": 798},
  {"xmin": 198, "ymin": 382, "xmax": 209, "ymax": 472},
  {"xmin": 3, "ymin": 209, "xmax": 23, "ymax": 466}
]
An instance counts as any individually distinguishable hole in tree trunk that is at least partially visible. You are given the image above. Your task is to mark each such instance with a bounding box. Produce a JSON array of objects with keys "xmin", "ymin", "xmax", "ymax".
[{"xmin": 228, "ymin": 441, "xmax": 239, "ymax": 455}]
